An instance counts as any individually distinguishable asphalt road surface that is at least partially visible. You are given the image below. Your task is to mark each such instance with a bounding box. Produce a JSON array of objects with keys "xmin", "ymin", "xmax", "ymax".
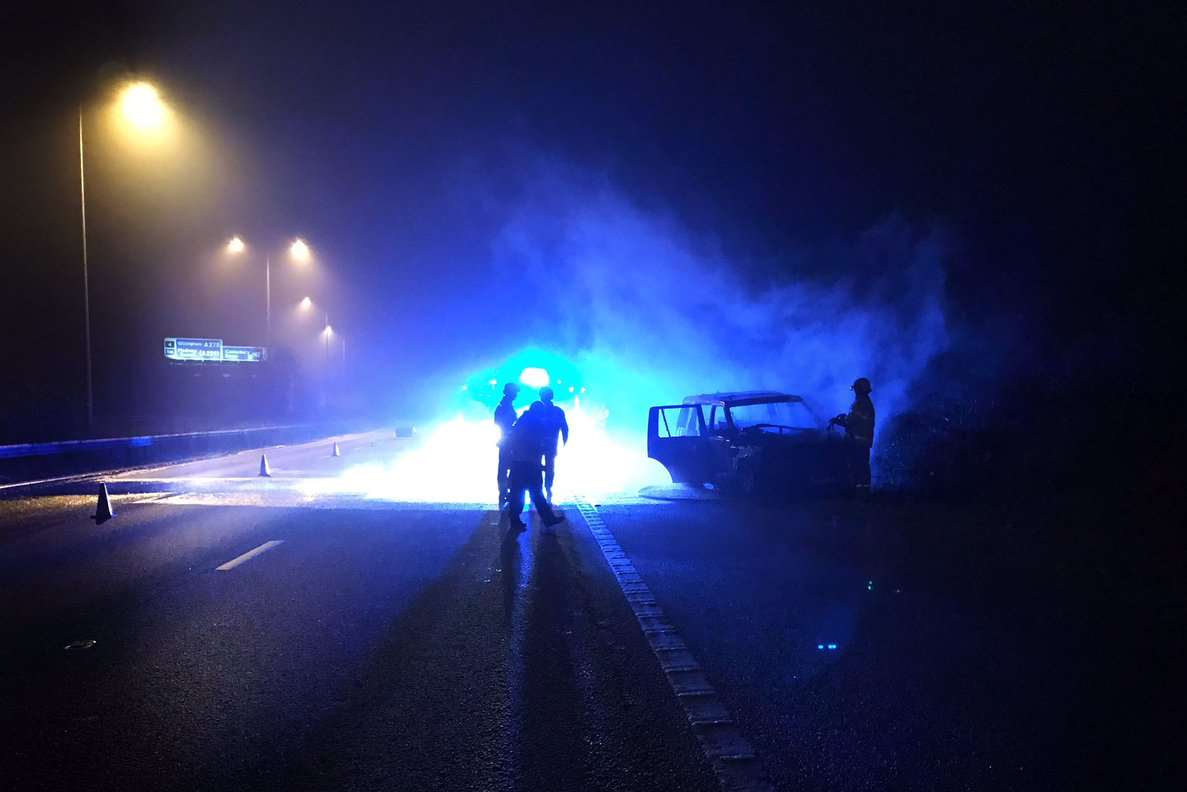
[{"xmin": 1, "ymin": 430, "xmax": 1178, "ymax": 791}]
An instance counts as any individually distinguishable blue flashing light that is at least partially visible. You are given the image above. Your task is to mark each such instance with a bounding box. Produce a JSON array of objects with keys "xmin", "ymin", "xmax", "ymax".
[
  {"xmin": 456, "ymin": 347, "xmax": 585, "ymax": 410},
  {"xmin": 519, "ymin": 367, "xmax": 550, "ymax": 388}
]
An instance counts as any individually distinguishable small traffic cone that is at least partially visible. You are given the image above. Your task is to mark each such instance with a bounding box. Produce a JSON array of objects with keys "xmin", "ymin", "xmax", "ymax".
[
  {"xmin": 258, "ymin": 454, "xmax": 272, "ymax": 477},
  {"xmin": 331, "ymin": 442, "xmax": 341, "ymax": 458},
  {"xmin": 92, "ymin": 483, "xmax": 115, "ymax": 524}
]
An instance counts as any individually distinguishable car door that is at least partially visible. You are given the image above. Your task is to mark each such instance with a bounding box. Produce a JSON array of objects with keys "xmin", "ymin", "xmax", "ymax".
[{"xmin": 647, "ymin": 404, "xmax": 711, "ymax": 484}]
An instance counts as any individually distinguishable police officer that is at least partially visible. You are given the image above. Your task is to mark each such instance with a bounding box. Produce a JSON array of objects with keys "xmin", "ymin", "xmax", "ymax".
[
  {"xmin": 506, "ymin": 402, "xmax": 566, "ymax": 530},
  {"xmin": 494, "ymin": 382, "xmax": 520, "ymax": 506},
  {"xmin": 535, "ymin": 386, "xmax": 569, "ymax": 502},
  {"xmin": 830, "ymin": 377, "xmax": 876, "ymax": 495}
]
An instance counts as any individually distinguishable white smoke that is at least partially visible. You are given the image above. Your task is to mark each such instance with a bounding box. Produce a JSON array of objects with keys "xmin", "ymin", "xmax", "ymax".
[{"xmin": 490, "ymin": 166, "xmax": 951, "ymax": 430}]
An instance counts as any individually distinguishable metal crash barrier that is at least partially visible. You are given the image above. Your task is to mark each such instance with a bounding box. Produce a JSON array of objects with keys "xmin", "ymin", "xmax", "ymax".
[{"xmin": 0, "ymin": 424, "xmax": 353, "ymax": 487}]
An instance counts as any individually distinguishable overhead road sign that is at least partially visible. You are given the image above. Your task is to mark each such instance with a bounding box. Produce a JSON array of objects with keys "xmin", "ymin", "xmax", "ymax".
[
  {"xmin": 164, "ymin": 337, "xmax": 223, "ymax": 362},
  {"xmin": 222, "ymin": 345, "xmax": 266, "ymax": 362},
  {"xmin": 163, "ymin": 338, "xmax": 266, "ymax": 362}
]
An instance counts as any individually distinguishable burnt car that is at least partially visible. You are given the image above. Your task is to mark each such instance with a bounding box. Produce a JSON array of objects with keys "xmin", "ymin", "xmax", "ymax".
[{"xmin": 647, "ymin": 391, "xmax": 851, "ymax": 496}]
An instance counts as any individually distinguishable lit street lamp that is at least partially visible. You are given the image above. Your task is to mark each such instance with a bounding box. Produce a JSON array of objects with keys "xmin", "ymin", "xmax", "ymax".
[
  {"xmin": 225, "ymin": 236, "xmax": 312, "ymax": 346},
  {"xmin": 79, "ymin": 80, "xmax": 169, "ymax": 429},
  {"xmin": 290, "ymin": 238, "xmax": 311, "ymax": 262},
  {"xmin": 120, "ymin": 83, "xmax": 168, "ymax": 130},
  {"xmin": 319, "ymin": 314, "xmax": 346, "ymax": 380}
]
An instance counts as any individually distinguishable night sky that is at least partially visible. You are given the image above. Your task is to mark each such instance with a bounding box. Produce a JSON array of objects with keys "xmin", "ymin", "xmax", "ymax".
[{"xmin": 1, "ymin": 2, "xmax": 1180, "ymax": 448}]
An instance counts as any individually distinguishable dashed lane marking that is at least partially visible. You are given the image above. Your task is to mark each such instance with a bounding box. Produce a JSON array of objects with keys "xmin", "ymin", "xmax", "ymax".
[
  {"xmin": 573, "ymin": 498, "xmax": 773, "ymax": 791},
  {"xmin": 215, "ymin": 540, "xmax": 285, "ymax": 571}
]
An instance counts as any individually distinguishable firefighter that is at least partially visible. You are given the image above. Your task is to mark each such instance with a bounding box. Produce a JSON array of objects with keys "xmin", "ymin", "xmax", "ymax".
[
  {"xmin": 830, "ymin": 377, "xmax": 876, "ymax": 495},
  {"xmin": 535, "ymin": 386, "xmax": 570, "ymax": 502},
  {"xmin": 505, "ymin": 402, "xmax": 566, "ymax": 531},
  {"xmin": 494, "ymin": 382, "xmax": 520, "ymax": 507}
]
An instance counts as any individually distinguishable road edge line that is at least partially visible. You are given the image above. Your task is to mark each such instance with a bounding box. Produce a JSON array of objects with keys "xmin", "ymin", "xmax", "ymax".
[{"xmin": 572, "ymin": 497, "xmax": 773, "ymax": 792}]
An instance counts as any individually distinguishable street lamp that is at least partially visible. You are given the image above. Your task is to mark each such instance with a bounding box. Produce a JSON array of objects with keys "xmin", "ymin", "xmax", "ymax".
[
  {"xmin": 290, "ymin": 238, "xmax": 310, "ymax": 262},
  {"xmin": 79, "ymin": 79, "xmax": 169, "ymax": 429},
  {"xmin": 119, "ymin": 82, "xmax": 168, "ymax": 131},
  {"xmin": 298, "ymin": 296, "xmax": 313, "ymax": 311},
  {"xmin": 224, "ymin": 236, "xmax": 313, "ymax": 346},
  {"xmin": 321, "ymin": 313, "xmax": 333, "ymax": 410}
]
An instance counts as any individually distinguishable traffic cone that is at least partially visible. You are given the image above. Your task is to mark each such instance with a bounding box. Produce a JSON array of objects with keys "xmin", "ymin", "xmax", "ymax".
[
  {"xmin": 258, "ymin": 454, "xmax": 272, "ymax": 477},
  {"xmin": 92, "ymin": 483, "xmax": 115, "ymax": 524},
  {"xmin": 331, "ymin": 442, "xmax": 341, "ymax": 458}
]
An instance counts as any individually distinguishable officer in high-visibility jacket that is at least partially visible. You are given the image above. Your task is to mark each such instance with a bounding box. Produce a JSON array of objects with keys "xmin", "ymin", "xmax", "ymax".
[{"xmin": 830, "ymin": 377, "xmax": 876, "ymax": 494}]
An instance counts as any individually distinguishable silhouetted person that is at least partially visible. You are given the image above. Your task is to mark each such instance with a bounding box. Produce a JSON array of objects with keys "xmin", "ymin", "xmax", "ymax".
[
  {"xmin": 506, "ymin": 403, "xmax": 565, "ymax": 531},
  {"xmin": 535, "ymin": 386, "xmax": 569, "ymax": 502},
  {"xmin": 494, "ymin": 382, "xmax": 520, "ymax": 506},
  {"xmin": 830, "ymin": 377, "xmax": 876, "ymax": 495}
]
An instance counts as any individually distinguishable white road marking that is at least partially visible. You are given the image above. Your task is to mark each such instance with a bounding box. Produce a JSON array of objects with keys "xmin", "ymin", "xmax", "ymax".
[
  {"xmin": 215, "ymin": 540, "xmax": 285, "ymax": 571},
  {"xmin": 572, "ymin": 498, "xmax": 772, "ymax": 792}
]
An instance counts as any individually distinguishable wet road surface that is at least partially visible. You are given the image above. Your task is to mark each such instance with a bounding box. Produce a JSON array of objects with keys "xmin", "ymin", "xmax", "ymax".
[{"xmin": 1, "ymin": 433, "xmax": 1178, "ymax": 790}]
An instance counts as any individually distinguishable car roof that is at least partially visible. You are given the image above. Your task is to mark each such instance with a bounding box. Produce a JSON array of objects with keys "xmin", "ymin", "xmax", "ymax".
[{"xmin": 682, "ymin": 391, "xmax": 804, "ymax": 407}]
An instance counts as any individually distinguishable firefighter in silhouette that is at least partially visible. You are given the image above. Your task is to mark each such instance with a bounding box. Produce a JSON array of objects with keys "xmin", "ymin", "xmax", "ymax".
[
  {"xmin": 494, "ymin": 382, "xmax": 520, "ymax": 507},
  {"xmin": 829, "ymin": 377, "xmax": 876, "ymax": 495},
  {"xmin": 506, "ymin": 401, "xmax": 566, "ymax": 531},
  {"xmin": 535, "ymin": 386, "xmax": 570, "ymax": 502}
]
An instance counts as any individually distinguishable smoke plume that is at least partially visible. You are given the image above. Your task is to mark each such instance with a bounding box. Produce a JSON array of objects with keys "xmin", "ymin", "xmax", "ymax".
[{"xmin": 485, "ymin": 165, "xmax": 951, "ymax": 436}]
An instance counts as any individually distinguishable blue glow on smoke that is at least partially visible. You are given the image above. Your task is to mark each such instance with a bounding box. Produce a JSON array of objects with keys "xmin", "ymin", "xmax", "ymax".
[{"xmin": 407, "ymin": 168, "xmax": 954, "ymax": 494}]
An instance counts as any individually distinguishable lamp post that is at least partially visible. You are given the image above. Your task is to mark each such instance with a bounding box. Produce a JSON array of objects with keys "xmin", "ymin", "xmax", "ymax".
[
  {"xmin": 323, "ymin": 312, "xmax": 332, "ymax": 365},
  {"xmin": 79, "ymin": 81, "xmax": 169, "ymax": 430},
  {"xmin": 225, "ymin": 236, "xmax": 311, "ymax": 347},
  {"xmin": 78, "ymin": 110, "xmax": 92, "ymax": 430},
  {"xmin": 322, "ymin": 313, "xmax": 332, "ymax": 411}
]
